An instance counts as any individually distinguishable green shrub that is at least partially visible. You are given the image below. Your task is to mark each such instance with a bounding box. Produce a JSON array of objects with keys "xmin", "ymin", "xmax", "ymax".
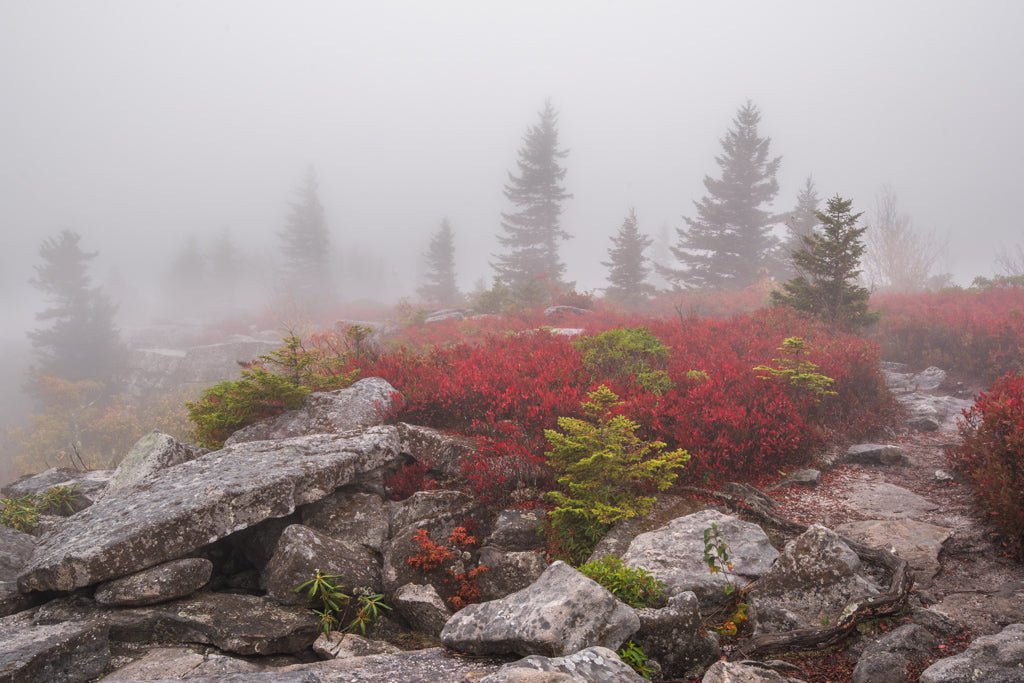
[
  {"xmin": 0, "ymin": 484, "xmax": 79, "ymax": 532},
  {"xmin": 544, "ymin": 385, "xmax": 689, "ymax": 564},
  {"xmin": 574, "ymin": 327, "xmax": 673, "ymax": 394},
  {"xmin": 579, "ymin": 556, "xmax": 665, "ymax": 608},
  {"xmin": 617, "ymin": 640, "xmax": 655, "ymax": 679},
  {"xmin": 753, "ymin": 336, "xmax": 837, "ymax": 400},
  {"xmin": 293, "ymin": 570, "xmax": 391, "ymax": 636}
]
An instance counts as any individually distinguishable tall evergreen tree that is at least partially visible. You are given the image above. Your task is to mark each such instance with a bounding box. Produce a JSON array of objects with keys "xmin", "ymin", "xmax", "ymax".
[
  {"xmin": 603, "ymin": 208, "xmax": 656, "ymax": 307},
  {"xmin": 662, "ymin": 101, "xmax": 781, "ymax": 289},
  {"xmin": 418, "ymin": 218, "xmax": 461, "ymax": 307},
  {"xmin": 770, "ymin": 195, "xmax": 877, "ymax": 329},
  {"xmin": 279, "ymin": 166, "xmax": 332, "ymax": 303},
  {"xmin": 777, "ymin": 176, "xmax": 821, "ymax": 277},
  {"xmin": 28, "ymin": 230, "xmax": 122, "ymax": 382},
  {"xmin": 493, "ymin": 100, "xmax": 572, "ymax": 291},
  {"xmin": 161, "ymin": 234, "xmax": 206, "ymax": 318}
]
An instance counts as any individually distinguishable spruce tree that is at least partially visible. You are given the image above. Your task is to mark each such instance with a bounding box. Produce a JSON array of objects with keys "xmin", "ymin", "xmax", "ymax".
[
  {"xmin": 28, "ymin": 230, "xmax": 122, "ymax": 383},
  {"xmin": 770, "ymin": 195, "xmax": 877, "ymax": 329},
  {"xmin": 279, "ymin": 166, "xmax": 332, "ymax": 303},
  {"xmin": 418, "ymin": 218, "xmax": 461, "ymax": 307},
  {"xmin": 777, "ymin": 176, "xmax": 821, "ymax": 278},
  {"xmin": 662, "ymin": 100, "xmax": 781, "ymax": 289},
  {"xmin": 493, "ymin": 100, "xmax": 572, "ymax": 291},
  {"xmin": 603, "ymin": 208, "xmax": 656, "ymax": 307}
]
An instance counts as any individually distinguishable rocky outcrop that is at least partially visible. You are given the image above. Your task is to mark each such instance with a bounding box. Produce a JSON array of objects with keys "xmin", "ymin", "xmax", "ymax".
[
  {"xmin": 94, "ymin": 557, "xmax": 213, "ymax": 606},
  {"xmin": 389, "ymin": 489, "xmax": 476, "ymax": 531},
  {"xmin": 300, "ymin": 491, "xmax": 389, "ymax": 552},
  {"xmin": 852, "ymin": 624, "xmax": 938, "ymax": 683},
  {"xmin": 919, "ymin": 622, "xmax": 1024, "ymax": 682},
  {"xmin": 702, "ymin": 660, "xmax": 808, "ymax": 683},
  {"xmin": 285, "ymin": 647, "xmax": 503, "ymax": 681},
  {"xmin": 396, "ymin": 423, "xmax": 477, "ymax": 480},
  {"xmin": 263, "ymin": 524, "xmax": 381, "ymax": 605},
  {"xmin": 103, "ymin": 431, "xmax": 205, "ymax": 496},
  {"xmin": 481, "ymin": 647, "xmax": 645, "ymax": 682},
  {"xmin": 835, "ymin": 481, "xmax": 938, "ymax": 520},
  {"xmin": 393, "ymin": 583, "xmax": 451, "ymax": 636},
  {"xmin": 837, "ymin": 518, "xmax": 951, "ymax": 586},
  {"xmin": 477, "ymin": 547, "xmax": 548, "ymax": 601},
  {"xmin": 98, "ymin": 646, "xmax": 262, "ymax": 681},
  {"xmin": 844, "ymin": 443, "xmax": 908, "ymax": 466},
  {"xmin": 621, "ymin": 509, "xmax": 779, "ymax": 605},
  {"xmin": 485, "ymin": 509, "xmax": 545, "ymax": 551},
  {"xmin": 19, "ymin": 427, "xmax": 403, "ymax": 593},
  {"xmin": 634, "ymin": 592, "xmax": 720, "ymax": 679},
  {"xmin": 0, "ymin": 526, "xmax": 35, "ymax": 616},
  {"xmin": 0, "ymin": 614, "xmax": 110, "ymax": 683},
  {"xmin": 312, "ymin": 632, "xmax": 402, "ymax": 660},
  {"xmin": 226, "ymin": 378, "xmax": 400, "ymax": 445},
  {"xmin": 2, "ymin": 467, "xmax": 112, "ymax": 510},
  {"xmin": 441, "ymin": 561, "xmax": 640, "ymax": 657}
]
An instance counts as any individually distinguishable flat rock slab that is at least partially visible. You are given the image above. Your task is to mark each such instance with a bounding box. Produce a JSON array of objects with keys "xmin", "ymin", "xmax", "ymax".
[
  {"xmin": 103, "ymin": 431, "xmax": 205, "ymax": 496},
  {"xmin": 19, "ymin": 427, "xmax": 403, "ymax": 593},
  {"xmin": 99, "ymin": 646, "xmax": 262, "ymax": 681},
  {"xmin": 920, "ymin": 622, "xmax": 1024, "ymax": 683},
  {"xmin": 930, "ymin": 587, "xmax": 1024, "ymax": 636},
  {"xmin": 482, "ymin": 646, "xmax": 645, "ymax": 682},
  {"xmin": 285, "ymin": 647, "xmax": 505, "ymax": 682},
  {"xmin": 0, "ymin": 615, "xmax": 110, "ymax": 683},
  {"xmin": 837, "ymin": 519, "xmax": 951, "ymax": 585},
  {"xmin": 835, "ymin": 481, "xmax": 938, "ymax": 520},
  {"xmin": 94, "ymin": 557, "xmax": 213, "ymax": 606},
  {"xmin": 844, "ymin": 444, "xmax": 908, "ymax": 466}
]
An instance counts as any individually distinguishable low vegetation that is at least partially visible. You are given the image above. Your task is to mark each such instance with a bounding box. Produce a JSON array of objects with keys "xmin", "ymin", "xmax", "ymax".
[{"xmin": 578, "ymin": 556, "xmax": 665, "ymax": 608}]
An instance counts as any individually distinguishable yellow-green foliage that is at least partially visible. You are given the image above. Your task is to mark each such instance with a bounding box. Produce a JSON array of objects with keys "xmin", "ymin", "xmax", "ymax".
[
  {"xmin": 574, "ymin": 328, "xmax": 673, "ymax": 394},
  {"xmin": 753, "ymin": 337, "xmax": 837, "ymax": 400},
  {"xmin": 0, "ymin": 485, "xmax": 78, "ymax": 532},
  {"xmin": 579, "ymin": 556, "xmax": 665, "ymax": 608},
  {"xmin": 544, "ymin": 385, "xmax": 689, "ymax": 564}
]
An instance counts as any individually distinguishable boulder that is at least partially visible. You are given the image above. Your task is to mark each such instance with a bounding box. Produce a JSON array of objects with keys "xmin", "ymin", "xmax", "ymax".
[
  {"xmin": 0, "ymin": 615, "xmax": 110, "ymax": 683},
  {"xmin": 919, "ymin": 622, "xmax": 1024, "ymax": 683},
  {"xmin": 226, "ymin": 378, "xmax": 400, "ymax": 445},
  {"xmin": 634, "ymin": 592, "xmax": 720, "ymax": 679},
  {"xmin": 393, "ymin": 583, "xmax": 452, "ymax": 636},
  {"xmin": 300, "ymin": 491, "xmax": 389, "ymax": 552},
  {"xmin": 103, "ymin": 431, "xmax": 205, "ymax": 496},
  {"xmin": 912, "ymin": 366, "xmax": 947, "ymax": 391},
  {"xmin": 441, "ymin": 561, "xmax": 640, "ymax": 657},
  {"xmin": 908, "ymin": 416, "xmax": 941, "ymax": 432},
  {"xmin": 382, "ymin": 519, "xmax": 467, "ymax": 595},
  {"xmin": 836, "ymin": 481, "xmax": 938, "ymax": 520},
  {"xmin": 312, "ymin": 632, "xmax": 401, "ymax": 659},
  {"xmin": 389, "ymin": 489, "xmax": 477, "ymax": 532},
  {"xmin": 621, "ymin": 509, "xmax": 779, "ymax": 605},
  {"xmin": 2, "ymin": 467, "xmax": 112, "ymax": 511},
  {"xmin": 424, "ymin": 309, "xmax": 466, "ymax": 324},
  {"xmin": 930, "ymin": 585, "xmax": 1024, "ymax": 637},
  {"xmin": 543, "ymin": 306, "xmax": 590, "ymax": 317},
  {"xmin": 263, "ymin": 524, "xmax": 382, "ymax": 605},
  {"xmin": 481, "ymin": 646, "xmax": 645, "ymax": 682},
  {"xmin": 749, "ymin": 525, "xmax": 880, "ymax": 633},
  {"xmin": 702, "ymin": 660, "xmax": 808, "ymax": 683},
  {"xmin": 774, "ymin": 469, "xmax": 820, "ymax": 488},
  {"xmin": 397, "ymin": 423, "xmax": 477, "ymax": 480},
  {"xmin": 19, "ymin": 426, "xmax": 403, "ymax": 593},
  {"xmin": 98, "ymin": 646, "xmax": 263, "ymax": 680},
  {"xmin": 844, "ymin": 443, "xmax": 909, "ymax": 466},
  {"xmin": 285, "ymin": 647, "xmax": 503, "ymax": 681},
  {"xmin": 477, "ymin": 547, "xmax": 548, "ymax": 601},
  {"xmin": 94, "ymin": 557, "xmax": 213, "ymax": 606},
  {"xmin": 485, "ymin": 509, "xmax": 545, "ymax": 551},
  {"xmin": 852, "ymin": 624, "xmax": 938, "ymax": 683},
  {"xmin": 836, "ymin": 518, "xmax": 950, "ymax": 586},
  {"xmin": 0, "ymin": 526, "xmax": 37, "ymax": 616}
]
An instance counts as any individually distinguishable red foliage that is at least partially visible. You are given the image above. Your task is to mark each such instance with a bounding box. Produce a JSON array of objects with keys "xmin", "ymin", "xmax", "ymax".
[
  {"xmin": 448, "ymin": 565, "xmax": 489, "ymax": 610},
  {"xmin": 953, "ymin": 371, "xmax": 1024, "ymax": 553},
  {"xmin": 405, "ymin": 529, "xmax": 455, "ymax": 572},
  {"xmin": 384, "ymin": 461, "xmax": 437, "ymax": 501},
  {"xmin": 873, "ymin": 288, "xmax": 1024, "ymax": 381}
]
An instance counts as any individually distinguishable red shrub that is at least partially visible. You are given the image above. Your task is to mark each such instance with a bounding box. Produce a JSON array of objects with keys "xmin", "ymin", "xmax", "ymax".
[
  {"xmin": 405, "ymin": 529, "xmax": 455, "ymax": 572},
  {"xmin": 384, "ymin": 461, "xmax": 437, "ymax": 501}
]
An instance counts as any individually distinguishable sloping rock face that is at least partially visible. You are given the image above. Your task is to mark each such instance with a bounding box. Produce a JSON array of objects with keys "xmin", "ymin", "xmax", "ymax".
[
  {"xmin": 0, "ymin": 526, "xmax": 35, "ymax": 616},
  {"xmin": 482, "ymin": 647, "xmax": 645, "ymax": 683},
  {"xmin": 103, "ymin": 431, "xmax": 205, "ymax": 496},
  {"xmin": 635, "ymin": 592, "xmax": 720, "ymax": 679},
  {"xmin": 393, "ymin": 583, "xmax": 451, "ymax": 637},
  {"xmin": 844, "ymin": 444, "xmax": 908, "ymax": 466},
  {"xmin": 477, "ymin": 547, "xmax": 548, "ymax": 601},
  {"xmin": 312, "ymin": 632, "xmax": 402, "ymax": 660},
  {"xmin": 835, "ymin": 481, "xmax": 938, "ymax": 520},
  {"xmin": 19, "ymin": 426, "xmax": 403, "ymax": 593},
  {"xmin": 226, "ymin": 378, "xmax": 400, "ymax": 445},
  {"xmin": 748, "ymin": 525, "xmax": 881, "ymax": 634},
  {"xmin": 441, "ymin": 561, "xmax": 640, "ymax": 657},
  {"xmin": 621, "ymin": 509, "xmax": 779, "ymax": 604},
  {"xmin": 852, "ymin": 623, "xmax": 938, "ymax": 683},
  {"xmin": 263, "ymin": 524, "xmax": 381, "ymax": 605},
  {"xmin": 919, "ymin": 622, "xmax": 1024, "ymax": 683},
  {"xmin": 395, "ymin": 423, "xmax": 477, "ymax": 480},
  {"xmin": 485, "ymin": 509, "xmax": 545, "ymax": 551},
  {"xmin": 837, "ymin": 518, "xmax": 951, "ymax": 586},
  {"xmin": 98, "ymin": 646, "xmax": 262, "ymax": 681},
  {"xmin": 286, "ymin": 647, "xmax": 504, "ymax": 681},
  {"xmin": 2, "ymin": 467, "xmax": 112, "ymax": 508},
  {"xmin": 94, "ymin": 557, "xmax": 212, "ymax": 606},
  {"xmin": 300, "ymin": 491, "xmax": 389, "ymax": 552},
  {"xmin": 0, "ymin": 613, "xmax": 110, "ymax": 683},
  {"xmin": 702, "ymin": 660, "xmax": 807, "ymax": 683}
]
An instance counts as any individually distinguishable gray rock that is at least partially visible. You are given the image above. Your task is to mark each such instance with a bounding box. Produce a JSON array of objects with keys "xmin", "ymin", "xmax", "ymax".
[
  {"xmin": 1, "ymin": 525, "xmax": 40, "ymax": 616},
  {"xmin": 930, "ymin": 586, "xmax": 1024, "ymax": 636},
  {"xmin": 312, "ymin": 632, "xmax": 401, "ymax": 660},
  {"xmin": 908, "ymin": 416, "xmax": 941, "ymax": 432},
  {"xmin": 775, "ymin": 469, "xmax": 820, "ymax": 488},
  {"xmin": 477, "ymin": 547, "xmax": 548, "ymax": 601},
  {"xmin": 94, "ymin": 557, "xmax": 213, "ymax": 606},
  {"xmin": 226, "ymin": 378, "xmax": 400, "ymax": 445},
  {"xmin": 919, "ymin": 622, "xmax": 1024, "ymax": 683},
  {"xmin": 381, "ymin": 519, "xmax": 467, "ymax": 595},
  {"xmin": 912, "ymin": 366, "xmax": 947, "ymax": 391},
  {"xmin": 280, "ymin": 647, "xmax": 504, "ymax": 680},
  {"xmin": 844, "ymin": 443, "xmax": 909, "ymax": 466},
  {"xmin": 486, "ymin": 509, "xmax": 545, "ymax": 551},
  {"xmin": 98, "ymin": 646, "xmax": 263, "ymax": 680},
  {"xmin": 935, "ymin": 469, "xmax": 955, "ymax": 482},
  {"xmin": 621, "ymin": 509, "xmax": 779, "ymax": 605},
  {"xmin": 19, "ymin": 426, "xmax": 403, "ymax": 593},
  {"xmin": 748, "ymin": 525, "xmax": 880, "ymax": 634},
  {"xmin": 836, "ymin": 518, "xmax": 950, "ymax": 586},
  {"xmin": 424, "ymin": 309, "xmax": 466, "ymax": 324},
  {"xmin": 2, "ymin": 466, "xmax": 112, "ymax": 500},
  {"xmin": 910, "ymin": 607, "xmax": 963, "ymax": 637},
  {"xmin": 301, "ymin": 491, "xmax": 389, "ymax": 552},
  {"xmin": 852, "ymin": 624, "xmax": 938, "ymax": 683},
  {"xmin": 264, "ymin": 524, "xmax": 382, "ymax": 605},
  {"xmin": 135, "ymin": 671, "xmax": 321, "ymax": 682},
  {"xmin": 103, "ymin": 431, "xmax": 205, "ymax": 496},
  {"xmin": 0, "ymin": 616, "xmax": 110, "ymax": 683},
  {"xmin": 396, "ymin": 422, "xmax": 477, "ymax": 480},
  {"xmin": 393, "ymin": 583, "xmax": 451, "ymax": 636},
  {"xmin": 702, "ymin": 660, "xmax": 808, "ymax": 683},
  {"xmin": 482, "ymin": 646, "xmax": 645, "ymax": 683},
  {"xmin": 836, "ymin": 481, "xmax": 938, "ymax": 520},
  {"xmin": 389, "ymin": 489, "xmax": 476, "ymax": 532},
  {"xmin": 543, "ymin": 306, "xmax": 590, "ymax": 317},
  {"xmin": 635, "ymin": 591, "xmax": 720, "ymax": 679},
  {"xmin": 441, "ymin": 561, "xmax": 640, "ymax": 657}
]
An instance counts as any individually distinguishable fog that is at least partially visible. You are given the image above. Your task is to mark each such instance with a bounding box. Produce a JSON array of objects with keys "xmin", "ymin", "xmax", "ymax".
[{"xmin": 2, "ymin": 0, "xmax": 1023, "ymax": 330}]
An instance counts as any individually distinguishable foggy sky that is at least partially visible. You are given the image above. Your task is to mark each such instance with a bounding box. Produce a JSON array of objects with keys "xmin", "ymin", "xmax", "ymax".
[{"xmin": 2, "ymin": 0, "xmax": 1023, "ymax": 331}]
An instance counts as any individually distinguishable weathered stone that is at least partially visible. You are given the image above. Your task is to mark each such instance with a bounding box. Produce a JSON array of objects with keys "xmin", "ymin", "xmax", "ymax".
[
  {"xmin": 908, "ymin": 416, "xmax": 941, "ymax": 432},
  {"xmin": 0, "ymin": 526, "xmax": 37, "ymax": 616},
  {"xmin": 424, "ymin": 309, "xmax": 466, "ymax": 324},
  {"xmin": 852, "ymin": 624, "xmax": 938, "ymax": 683},
  {"xmin": 836, "ymin": 518, "xmax": 950, "ymax": 586},
  {"xmin": 621, "ymin": 509, "xmax": 779, "ymax": 605},
  {"xmin": 482, "ymin": 646, "xmax": 645, "ymax": 683},
  {"xmin": 227, "ymin": 512, "xmax": 300, "ymax": 573},
  {"xmin": 0, "ymin": 615, "xmax": 110, "ymax": 683},
  {"xmin": 635, "ymin": 592, "xmax": 720, "ymax": 679},
  {"xmin": 300, "ymin": 491, "xmax": 389, "ymax": 552},
  {"xmin": 930, "ymin": 586, "xmax": 1024, "ymax": 636},
  {"xmin": 393, "ymin": 583, "xmax": 451, "ymax": 636},
  {"xmin": 477, "ymin": 547, "xmax": 548, "ymax": 601},
  {"xmin": 441, "ymin": 561, "xmax": 640, "ymax": 657},
  {"xmin": 98, "ymin": 646, "xmax": 262, "ymax": 680},
  {"xmin": 2, "ymin": 467, "xmax": 112, "ymax": 500},
  {"xmin": 702, "ymin": 660, "xmax": 808, "ymax": 683},
  {"xmin": 836, "ymin": 481, "xmax": 938, "ymax": 520},
  {"xmin": 844, "ymin": 443, "xmax": 909, "ymax": 466},
  {"xmin": 226, "ymin": 378, "xmax": 400, "ymax": 445},
  {"xmin": 935, "ymin": 468, "xmax": 955, "ymax": 482},
  {"xmin": 748, "ymin": 525, "xmax": 881, "ymax": 634},
  {"xmin": 127, "ymin": 671, "xmax": 321, "ymax": 682},
  {"xmin": 919, "ymin": 622, "xmax": 1024, "ymax": 683},
  {"xmin": 543, "ymin": 306, "xmax": 590, "ymax": 317},
  {"xmin": 286, "ymin": 647, "xmax": 503, "ymax": 681},
  {"xmin": 19, "ymin": 426, "xmax": 403, "ymax": 593},
  {"xmin": 264, "ymin": 524, "xmax": 382, "ymax": 605},
  {"xmin": 486, "ymin": 509, "xmax": 545, "ymax": 551},
  {"xmin": 775, "ymin": 469, "xmax": 821, "ymax": 488},
  {"xmin": 94, "ymin": 557, "xmax": 213, "ymax": 606},
  {"xmin": 389, "ymin": 489, "xmax": 476, "ymax": 532},
  {"xmin": 910, "ymin": 607, "xmax": 963, "ymax": 637},
  {"xmin": 912, "ymin": 366, "xmax": 947, "ymax": 391},
  {"xmin": 103, "ymin": 431, "xmax": 205, "ymax": 496},
  {"xmin": 396, "ymin": 423, "xmax": 477, "ymax": 480},
  {"xmin": 382, "ymin": 519, "xmax": 466, "ymax": 595},
  {"xmin": 312, "ymin": 632, "xmax": 401, "ymax": 660}
]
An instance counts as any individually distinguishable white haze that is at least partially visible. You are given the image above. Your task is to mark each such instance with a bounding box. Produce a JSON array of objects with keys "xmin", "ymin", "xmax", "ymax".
[{"xmin": 2, "ymin": 0, "xmax": 1023, "ymax": 334}]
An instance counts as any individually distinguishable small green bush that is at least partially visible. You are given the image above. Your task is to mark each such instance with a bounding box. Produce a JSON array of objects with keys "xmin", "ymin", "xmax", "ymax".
[
  {"xmin": 574, "ymin": 327, "xmax": 673, "ymax": 394},
  {"xmin": 0, "ymin": 485, "xmax": 78, "ymax": 532},
  {"xmin": 579, "ymin": 556, "xmax": 665, "ymax": 608},
  {"xmin": 753, "ymin": 336, "xmax": 837, "ymax": 400},
  {"xmin": 617, "ymin": 640, "xmax": 655, "ymax": 679}
]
